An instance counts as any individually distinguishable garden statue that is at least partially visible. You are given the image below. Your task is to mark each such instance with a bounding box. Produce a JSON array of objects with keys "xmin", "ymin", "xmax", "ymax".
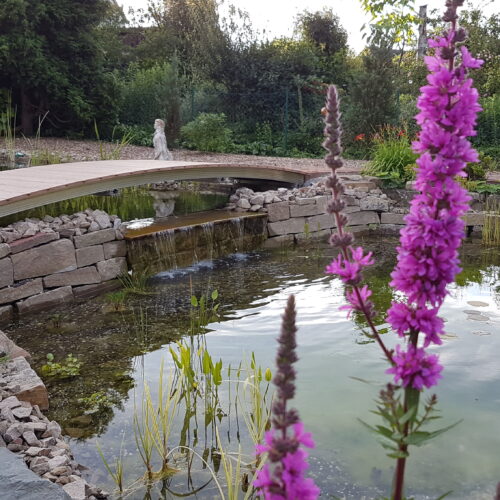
[{"xmin": 153, "ymin": 119, "xmax": 173, "ymax": 161}]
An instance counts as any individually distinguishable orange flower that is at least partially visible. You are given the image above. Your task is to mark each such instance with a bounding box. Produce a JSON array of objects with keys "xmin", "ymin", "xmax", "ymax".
[{"xmin": 355, "ymin": 133, "xmax": 365, "ymax": 141}]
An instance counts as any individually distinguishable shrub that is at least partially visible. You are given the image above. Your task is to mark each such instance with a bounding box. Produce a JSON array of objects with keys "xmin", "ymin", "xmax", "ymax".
[
  {"xmin": 113, "ymin": 124, "xmax": 152, "ymax": 147},
  {"xmin": 475, "ymin": 94, "xmax": 500, "ymax": 148},
  {"xmin": 181, "ymin": 113, "xmax": 233, "ymax": 152},
  {"xmin": 363, "ymin": 126, "xmax": 417, "ymax": 186}
]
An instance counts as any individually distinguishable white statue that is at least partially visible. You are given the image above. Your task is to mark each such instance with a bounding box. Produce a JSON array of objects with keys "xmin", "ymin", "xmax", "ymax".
[{"xmin": 153, "ymin": 119, "xmax": 173, "ymax": 160}]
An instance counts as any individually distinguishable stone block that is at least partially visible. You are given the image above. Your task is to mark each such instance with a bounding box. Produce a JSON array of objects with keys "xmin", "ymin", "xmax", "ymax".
[
  {"xmin": 12, "ymin": 240, "xmax": 76, "ymax": 281},
  {"xmin": 347, "ymin": 211, "xmax": 380, "ymax": 226},
  {"xmin": 359, "ymin": 196, "xmax": 390, "ymax": 212},
  {"xmin": 0, "ymin": 331, "xmax": 29, "ymax": 358},
  {"xmin": 290, "ymin": 203, "xmax": 319, "ymax": 218},
  {"xmin": 314, "ymin": 195, "xmax": 329, "ymax": 213},
  {"xmin": 267, "ymin": 217, "xmax": 306, "ymax": 236},
  {"xmin": 0, "ymin": 243, "xmax": 11, "ymax": 259},
  {"xmin": 8, "ymin": 232, "xmax": 59, "ymax": 255},
  {"xmin": 103, "ymin": 240, "xmax": 127, "ymax": 259},
  {"xmin": 0, "ymin": 279, "xmax": 43, "ymax": 305},
  {"xmin": 464, "ymin": 212, "xmax": 485, "ymax": 226},
  {"xmin": 0, "ymin": 357, "xmax": 49, "ymax": 409},
  {"xmin": 295, "ymin": 229, "xmax": 331, "ymax": 242},
  {"xmin": 62, "ymin": 479, "xmax": 86, "ymax": 500},
  {"xmin": 0, "ymin": 257, "xmax": 13, "ymax": 288},
  {"xmin": 73, "ymin": 228, "xmax": 116, "ymax": 249},
  {"xmin": 262, "ymin": 235, "xmax": 294, "ymax": 249},
  {"xmin": 267, "ymin": 202, "xmax": 290, "ymax": 222},
  {"xmin": 75, "ymin": 245, "xmax": 104, "ymax": 267},
  {"xmin": 16, "ymin": 287, "xmax": 74, "ymax": 316},
  {"xmin": 381, "ymin": 213, "xmax": 406, "ymax": 224},
  {"xmin": 0, "ymin": 305, "xmax": 13, "ymax": 325},
  {"xmin": 349, "ymin": 224, "xmax": 371, "ymax": 234},
  {"xmin": 43, "ymin": 266, "xmax": 101, "ymax": 288},
  {"xmin": 344, "ymin": 206, "xmax": 361, "ymax": 214},
  {"xmin": 296, "ymin": 197, "xmax": 315, "ymax": 205},
  {"xmin": 73, "ymin": 279, "xmax": 121, "ymax": 300},
  {"xmin": 305, "ymin": 213, "xmax": 336, "ymax": 231},
  {"xmin": 96, "ymin": 257, "xmax": 127, "ymax": 281}
]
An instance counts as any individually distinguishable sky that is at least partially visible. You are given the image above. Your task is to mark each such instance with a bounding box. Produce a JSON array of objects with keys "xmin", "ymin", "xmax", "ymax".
[{"xmin": 118, "ymin": 0, "xmax": 500, "ymax": 53}]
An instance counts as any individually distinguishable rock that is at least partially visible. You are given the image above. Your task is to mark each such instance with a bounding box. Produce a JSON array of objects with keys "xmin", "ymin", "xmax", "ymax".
[
  {"xmin": 306, "ymin": 214, "xmax": 336, "ymax": 231},
  {"xmin": 0, "ymin": 279, "xmax": 43, "ymax": 306},
  {"xmin": 1, "ymin": 406, "xmax": 16, "ymax": 423},
  {"xmin": 250, "ymin": 195, "xmax": 264, "ymax": 205},
  {"xmin": 88, "ymin": 222, "xmax": 100, "ymax": 232},
  {"xmin": 22, "ymin": 431, "xmax": 40, "ymax": 446},
  {"xmin": 0, "ymin": 332, "xmax": 28, "ymax": 359},
  {"xmin": 73, "ymin": 279, "xmax": 121, "ymax": 300},
  {"xmin": 381, "ymin": 213, "xmax": 406, "ymax": 224},
  {"xmin": 42, "ymin": 421, "xmax": 62, "ymax": 439},
  {"xmin": 250, "ymin": 204, "xmax": 262, "ymax": 212},
  {"xmin": 7, "ymin": 443, "xmax": 26, "ymax": 452},
  {"xmin": 92, "ymin": 211, "xmax": 112, "ymax": 230},
  {"xmin": 0, "ymin": 305, "xmax": 14, "ymax": 324},
  {"xmin": 267, "ymin": 202, "xmax": 290, "ymax": 222},
  {"xmin": 96, "ymin": 257, "xmax": 127, "ymax": 281},
  {"xmin": 0, "ymin": 396, "xmax": 22, "ymax": 410},
  {"xmin": 347, "ymin": 211, "xmax": 380, "ymax": 226},
  {"xmin": 102, "ymin": 240, "xmax": 127, "ymax": 259},
  {"xmin": 290, "ymin": 203, "xmax": 319, "ymax": 218},
  {"xmin": 48, "ymin": 455, "xmax": 69, "ymax": 470},
  {"xmin": 62, "ymin": 478, "xmax": 87, "ymax": 500},
  {"xmin": 12, "ymin": 406, "xmax": 32, "ymax": 419},
  {"xmin": 16, "ymin": 286, "xmax": 74, "ymax": 315},
  {"xmin": 296, "ymin": 197, "xmax": 315, "ymax": 205},
  {"xmin": 236, "ymin": 198, "xmax": 251, "ymax": 209},
  {"xmin": 8, "ymin": 232, "xmax": 59, "ymax": 255},
  {"xmin": 75, "ymin": 245, "xmax": 104, "ymax": 267},
  {"xmin": 0, "ymin": 257, "xmax": 14, "ymax": 288},
  {"xmin": 25, "ymin": 447, "xmax": 44, "ymax": 457},
  {"xmin": 11, "ymin": 240, "xmax": 76, "ymax": 280},
  {"xmin": 40, "ymin": 437, "xmax": 57, "ymax": 448},
  {"xmin": 359, "ymin": 196, "xmax": 390, "ymax": 212},
  {"xmin": 0, "ymin": 357, "xmax": 49, "ymax": 409},
  {"xmin": 268, "ymin": 217, "xmax": 307, "ymax": 236},
  {"xmin": 3, "ymin": 423, "xmax": 22, "ymax": 443},
  {"xmin": 0, "ymin": 243, "xmax": 11, "ymax": 259},
  {"xmin": 43, "ymin": 267, "xmax": 101, "ymax": 288},
  {"xmin": 73, "ymin": 228, "xmax": 116, "ymax": 249}
]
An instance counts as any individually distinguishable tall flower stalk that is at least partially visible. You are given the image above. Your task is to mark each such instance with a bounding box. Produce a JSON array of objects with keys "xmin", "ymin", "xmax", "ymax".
[
  {"xmin": 253, "ymin": 295, "xmax": 319, "ymax": 500},
  {"xmin": 324, "ymin": 1, "xmax": 482, "ymax": 499}
]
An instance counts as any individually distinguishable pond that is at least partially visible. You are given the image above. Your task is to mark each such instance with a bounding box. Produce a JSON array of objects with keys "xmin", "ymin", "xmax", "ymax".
[{"xmin": 5, "ymin": 237, "xmax": 500, "ymax": 499}]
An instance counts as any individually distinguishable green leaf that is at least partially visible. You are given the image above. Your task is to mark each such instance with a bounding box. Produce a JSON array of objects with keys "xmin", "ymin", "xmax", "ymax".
[
  {"xmin": 405, "ymin": 420, "xmax": 462, "ymax": 446},
  {"xmin": 211, "ymin": 289, "xmax": 218, "ymax": 300},
  {"xmin": 46, "ymin": 353, "xmax": 54, "ymax": 361},
  {"xmin": 190, "ymin": 295, "xmax": 198, "ymax": 307}
]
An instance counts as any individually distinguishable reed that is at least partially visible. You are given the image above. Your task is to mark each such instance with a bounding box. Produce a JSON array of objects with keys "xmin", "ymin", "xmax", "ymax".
[{"xmin": 482, "ymin": 198, "xmax": 500, "ymax": 245}]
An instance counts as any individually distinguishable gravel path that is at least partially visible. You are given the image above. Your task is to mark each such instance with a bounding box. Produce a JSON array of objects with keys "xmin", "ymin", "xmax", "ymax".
[{"xmin": 16, "ymin": 137, "xmax": 367, "ymax": 175}]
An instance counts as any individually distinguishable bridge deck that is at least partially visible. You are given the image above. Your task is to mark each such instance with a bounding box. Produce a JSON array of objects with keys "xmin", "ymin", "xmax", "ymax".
[{"xmin": 0, "ymin": 160, "xmax": 327, "ymax": 217}]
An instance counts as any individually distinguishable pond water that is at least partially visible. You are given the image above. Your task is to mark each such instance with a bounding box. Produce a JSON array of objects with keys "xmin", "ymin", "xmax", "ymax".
[{"xmin": 6, "ymin": 237, "xmax": 500, "ymax": 500}]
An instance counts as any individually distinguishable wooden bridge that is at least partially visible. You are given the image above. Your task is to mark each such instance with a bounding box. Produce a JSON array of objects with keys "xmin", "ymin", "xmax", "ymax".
[{"xmin": 0, "ymin": 160, "xmax": 328, "ymax": 217}]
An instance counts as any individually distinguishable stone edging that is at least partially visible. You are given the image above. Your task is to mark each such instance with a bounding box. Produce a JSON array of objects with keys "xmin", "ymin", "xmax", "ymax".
[{"xmin": 0, "ymin": 331, "xmax": 108, "ymax": 499}]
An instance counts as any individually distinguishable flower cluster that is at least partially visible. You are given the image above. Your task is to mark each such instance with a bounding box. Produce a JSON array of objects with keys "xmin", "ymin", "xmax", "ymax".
[
  {"xmin": 385, "ymin": 1, "xmax": 483, "ymax": 389},
  {"xmin": 254, "ymin": 295, "xmax": 320, "ymax": 500}
]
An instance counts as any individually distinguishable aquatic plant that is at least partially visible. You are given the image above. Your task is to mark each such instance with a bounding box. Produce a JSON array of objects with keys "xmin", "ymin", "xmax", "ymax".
[
  {"xmin": 189, "ymin": 288, "xmax": 220, "ymax": 334},
  {"xmin": 322, "ymin": 1, "xmax": 483, "ymax": 498},
  {"xmin": 483, "ymin": 198, "xmax": 500, "ymax": 246},
  {"xmin": 41, "ymin": 353, "xmax": 82, "ymax": 379},
  {"xmin": 94, "ymin": 120, "xmax": 134, "ymax": 160},
  {"xmin": 0, "ymin": 92, "xmax": 16, "ymax": 165},
  {"xmin": 118, "ymin": 268, "xmax": 154, "ymax": 295},
  {"xmin": 254, "ymin": 295, "xmax": 320, "ymax": 499},
  {"xmin": 96, "ymin": 439, "xmax": 126, "ymax": 495}
]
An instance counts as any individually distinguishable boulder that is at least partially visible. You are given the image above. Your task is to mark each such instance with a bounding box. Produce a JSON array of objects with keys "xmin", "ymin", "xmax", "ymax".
[
  {"xmin": 73, "ymin": 279, "xmax": 121, "ymax": 300},
  {"xmin": 0, "ymin": 305, "xmax": 13, "ymax": 324},
  {"xmin": 0, "ymin": 257, "xmax": 14, "ymax": 289},
  {"xmin": 43, "ymin": 267, "xmax": 101, "ymax": 288},
  {"xmin": 359, "ymin": 196, "xmax": 390, "ymax": 212},
  {"xmin": 16, "ymin": 287, "xmax": 74, "ymax": 316},
  {"xmin": 381, "ymin": 213, "xmax": 406, "ymax": 225},
  {"xmin": 0, "ymin": 448, "xmax": 71, "ymax": 500},
  {"xmin": 73, "ymin": 228, "xmax": 116, "ymax": 249},
  {"xmin": 12, "ymin": 240, "xmax": 76, "ymax": 281},
  {"xmin": 0, "ymin": 332, "xmax": 30, "ymax": 359},
  {"xmin": 347, "ymin": 211, "xmax": 380, "ymax": 226},
  {"xmin": 62, "ymin": 478, "xmax": 87, "ymax": 500},
  {"xmin": 96, "ymin": 258, "xmax": 127, "ymax": 281},
  {"xmin": 0, "ymin": 279, "xmax": 43, "ymax": 306},
  {"xmin": 305, "ymin": 214, "xmax": 336, "ymax": 231},
  {"xmin": 268, "ymin": 217, "xmax": 307, "ymax": 236},
  {"xmin": 290, "ymin": 203, "xmax": 319, "ymax": 218}
]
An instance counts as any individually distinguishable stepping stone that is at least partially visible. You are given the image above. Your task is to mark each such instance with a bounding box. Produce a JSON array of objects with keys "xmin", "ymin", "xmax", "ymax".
[
  {"xmin": 467, "ymin": 300, "xmax": 489, "ymax": 307},
  {"xmin": 472, "ymin": 331, "xmax": 491, "ymax": 336}
]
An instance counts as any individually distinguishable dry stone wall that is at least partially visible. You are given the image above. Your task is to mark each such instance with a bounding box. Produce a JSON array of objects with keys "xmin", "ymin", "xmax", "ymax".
[
  {"xmin": 227, "ymin": 175, "xmax": 488, "ymax": 246},
  {"xmin": 0, "ymin": 210, "xmax": 127, "ymax": 321}
]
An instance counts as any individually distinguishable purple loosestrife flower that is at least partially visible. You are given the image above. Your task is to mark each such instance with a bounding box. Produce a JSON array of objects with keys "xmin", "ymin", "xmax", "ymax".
[
  {"xmin": 254, "ymin": 295, "xmax": 320, "ymax": 500},
  {"xmin": 386, "ymin": 0, "xmax": 483, "ymax": 388},
  {"xmin": 386, "ymin": 345, "xmax": 443, "ymax": 391}
]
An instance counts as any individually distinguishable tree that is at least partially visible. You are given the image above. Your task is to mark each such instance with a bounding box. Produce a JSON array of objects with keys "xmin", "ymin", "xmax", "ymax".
[
  {"xmin": 296, "ymin": 9, "xmax": 348, "ymax": 56},
  {"xmin": 0, "ymin": 0, "xmax": 118, "ymax": 135}
]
